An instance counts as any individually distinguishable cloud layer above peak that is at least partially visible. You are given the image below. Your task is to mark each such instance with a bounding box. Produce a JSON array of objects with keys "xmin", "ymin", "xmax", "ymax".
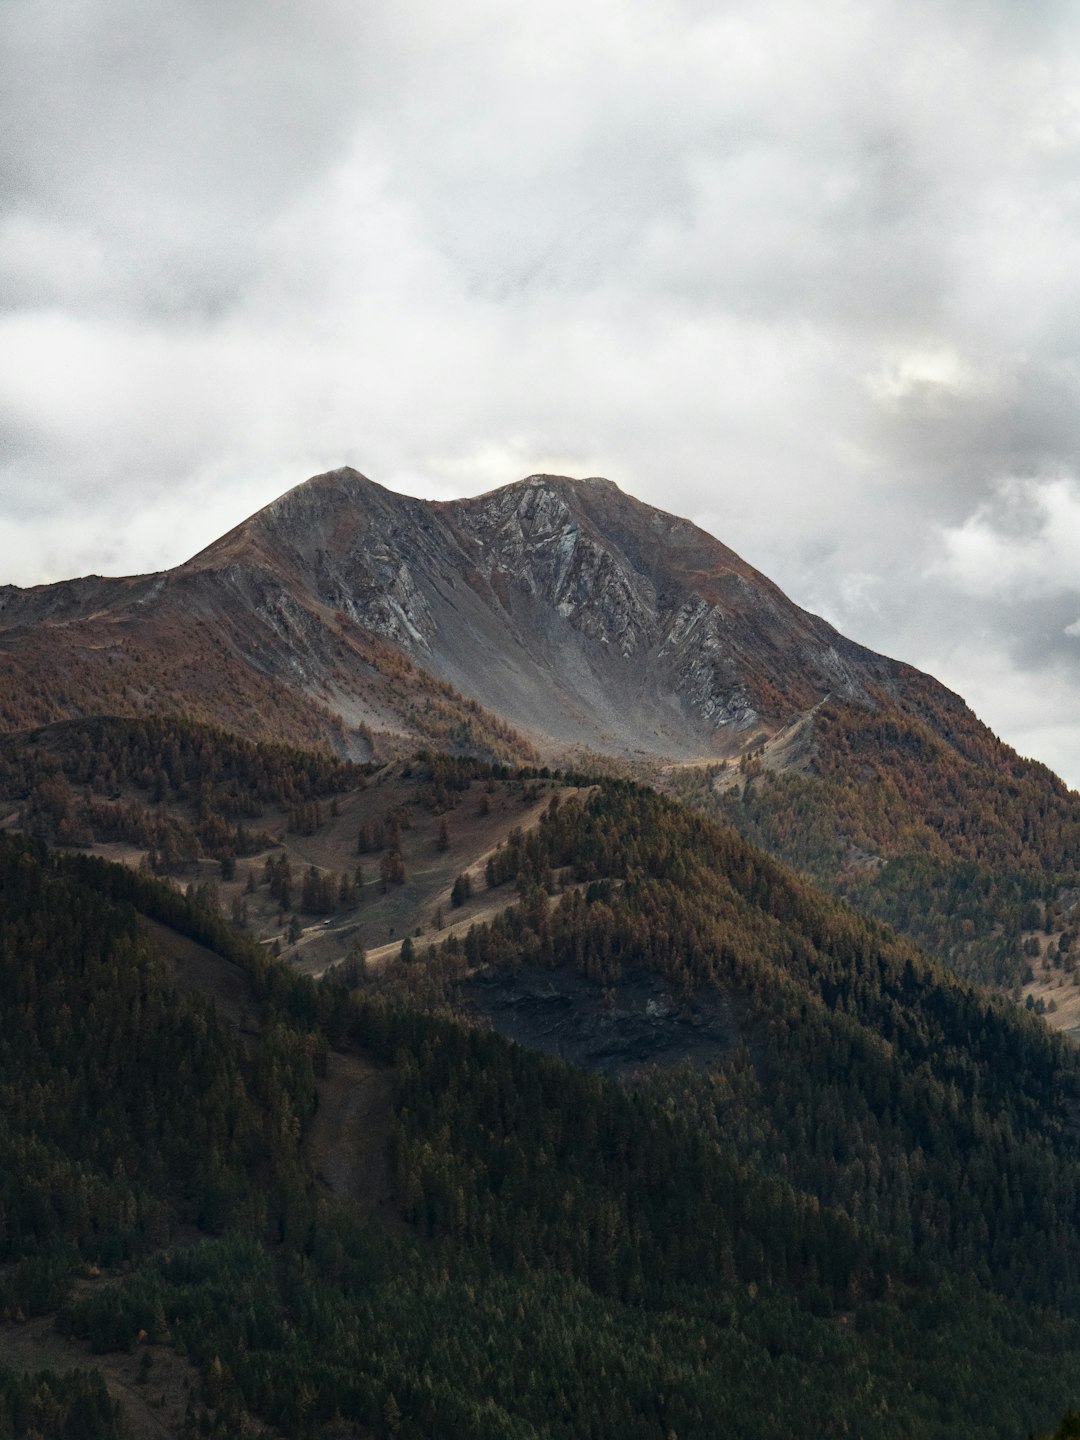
[{"xmin": 6, "ymin": 0, "xmax": 1080, "ymax": 779}]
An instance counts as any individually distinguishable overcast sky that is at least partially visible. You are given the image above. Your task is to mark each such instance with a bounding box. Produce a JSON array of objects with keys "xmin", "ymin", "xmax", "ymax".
[{"xmin": 5, "ymin": 1, "xmax": 1080, "ymax": 782}]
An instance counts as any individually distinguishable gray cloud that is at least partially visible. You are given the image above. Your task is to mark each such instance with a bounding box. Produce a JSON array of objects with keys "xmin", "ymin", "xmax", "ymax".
[{"xmin": 6, "ymin": 0, "xmax": 1080, "ymax": 779}]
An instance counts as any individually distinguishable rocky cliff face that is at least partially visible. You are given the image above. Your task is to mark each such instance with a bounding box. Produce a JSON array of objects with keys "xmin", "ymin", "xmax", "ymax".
[
  {"xmin": 0, "ymin": 466, "xmax": 949, "ymax": 761},
  {"xmin": 195, "ymin": 467, "xmax": 911, "ymax": 757}
]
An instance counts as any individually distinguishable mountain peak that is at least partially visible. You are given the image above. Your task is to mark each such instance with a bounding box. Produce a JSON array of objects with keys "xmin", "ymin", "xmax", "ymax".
[
  {"xmin": 0, "ymin": 464, "xmax": 921, "ymax": 761},
  {"xmin": 520, "ymin": 473, "xmax": 620, "ymax": 490},
  {"xmin": 447, "ymin": 472, "xmax": 623, "ymax": 511}
]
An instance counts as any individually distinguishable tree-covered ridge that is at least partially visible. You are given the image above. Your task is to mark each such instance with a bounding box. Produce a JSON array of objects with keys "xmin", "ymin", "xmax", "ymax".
[
  {"xmin": 390, "ymin": 1009, "xmax": 893, "ymax": 1305},
  {"xmin": 60, "ymin": 1225, "xmax": 1080, "ymax": 1440},
  {"xmin": 669, "ymin": 695, "xmax": 1080, "ymax": 985},
  {"xmin": 387, "ymin": 780, "xmax": 1080, "ymax": 1317},
  {"xmin": 2, "ymin": 712, "xmax": 367, "ymax": 816},
  {"xmin": 0, "ymin": 716, "xmax": 566, "ymax": 872},
  {"xmin": 0, "ymin": 1367, "xmax": 122, "ymax": 1439},
  {"xmin": 0, "ymin": 832, "xmax": 326, "ymax": 1307},
  {"xmin": 0, "ymin": 714, "xmax": 372, "ymax": 863},
  {"xmin": 7, "ymin": 824, "xmax": 1080, "ymax": 1435},
  {"xmin": 785, "ymin": 693, "xmax": 1080, "ymax": 873}
]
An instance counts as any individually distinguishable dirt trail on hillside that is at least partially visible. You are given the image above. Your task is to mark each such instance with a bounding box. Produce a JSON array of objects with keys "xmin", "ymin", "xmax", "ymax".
[
  {"xmin": 303, "ymin": 785, "xmax": 595, "ymax": 978},
  {"xmin": 277, "ymin": 777, "xmax": 566, "ymax": 972}
]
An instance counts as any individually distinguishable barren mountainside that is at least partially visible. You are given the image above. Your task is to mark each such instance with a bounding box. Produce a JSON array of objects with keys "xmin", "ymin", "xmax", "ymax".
[
  {"xmin": 192, "ymin": 468, "xmax": 920, "ymax": 754},
  {"xmin": 1, "ymin": 466, "xmax": 935, "ymax": 760}
]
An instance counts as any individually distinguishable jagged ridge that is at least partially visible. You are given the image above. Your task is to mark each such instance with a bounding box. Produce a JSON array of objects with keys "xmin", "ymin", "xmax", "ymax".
[{"xmin": 0, "ymin": 465, "xmax": 1004, "ymax": 766}]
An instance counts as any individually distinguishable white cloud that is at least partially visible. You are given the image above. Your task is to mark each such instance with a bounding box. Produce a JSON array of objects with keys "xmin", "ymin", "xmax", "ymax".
[
  {"xmin": 867, "ymin": 347, "xmax": 978, "ymax": 403},
  {"xmin": 7, "ymin": 0, "xmax": 1080, "ymax": 778},
  {"xmin": 935, "ymin": 478, "xmax": 1080, "ymax": 600}
]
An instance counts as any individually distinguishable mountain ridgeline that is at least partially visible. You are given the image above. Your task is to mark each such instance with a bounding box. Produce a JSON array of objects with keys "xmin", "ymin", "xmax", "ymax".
[
  {"xmin": 0, "ymin": 466, "xmax": 950, "ymax": 759},
  {"xmin": 5, "ymin": 466, "xmax": 1080, "ymax": 985}
]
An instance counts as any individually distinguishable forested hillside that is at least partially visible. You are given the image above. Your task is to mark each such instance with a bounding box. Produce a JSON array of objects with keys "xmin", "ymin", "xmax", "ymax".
[
  {"xmin": 386, "ymin": 780, "xmax": 1080, "ymax": 1317},
  {"xmin": 669, "ymin": 693, "xmax": 1080, "ymax": 989},
  {"xmin": 5, "ymin": 804, "xmax": 1080, "ymax": 1436},
  {"xmin": 0, "ymin": 714, "xmax": 370, "ymax": 859},
  {"xmin": 0, "ymin": 716, "xmax": 576, "ymax": 983}
]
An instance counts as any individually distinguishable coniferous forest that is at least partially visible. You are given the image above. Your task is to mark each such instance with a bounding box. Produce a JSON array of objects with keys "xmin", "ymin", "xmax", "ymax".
[
  {"xmin": 670, "ymin": 696, "xmax": 1080, "ymax": 988},
  {"xmin": 5, "ymin": 749, "xmax": 1080, "ymax": 1437}
]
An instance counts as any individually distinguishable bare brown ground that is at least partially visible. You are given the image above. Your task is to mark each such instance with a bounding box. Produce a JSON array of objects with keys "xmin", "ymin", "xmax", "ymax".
[
  {"xmin": 1016, "ymin": 926, "xmax": 1080, "ymax": 1041},
  {"xmin": 271, "ymin": 777, "xmax": 590, "ymax": 978},
  {"xmin": 307, "ymin": 1052, "xmax": 398, "ymax": 1222}
]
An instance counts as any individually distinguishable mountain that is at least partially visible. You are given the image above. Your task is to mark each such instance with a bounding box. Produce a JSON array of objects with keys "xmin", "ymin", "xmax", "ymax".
[
  {"xmin": 0, "ymin": 471, "xmax": 538, "ymax": 764},
  {"xmin": 201, "ymin": 466, "xmax": 920, "ymax": 757},
  {"xmin": 7, "ymin": 465, "xmax": 1080, "ymax": 989},
  {"xmin": 0, "ymin": 466, "xmax": 928, "ymax": 761},
  {"xmin": 10, "ymin": 460, "xmax": 1080, "ymax": 990}
]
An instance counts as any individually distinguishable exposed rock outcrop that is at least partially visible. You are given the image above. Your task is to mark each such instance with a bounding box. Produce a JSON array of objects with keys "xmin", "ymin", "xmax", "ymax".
[{"xmin": 0, "ymin": 466, "xmax": 956, "ymax": 761}]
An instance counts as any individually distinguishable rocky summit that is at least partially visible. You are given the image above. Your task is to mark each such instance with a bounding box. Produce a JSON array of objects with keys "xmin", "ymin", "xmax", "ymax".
[{"xmin": 0, "ymin": 467, "xmax": 951, "ymax": 761}]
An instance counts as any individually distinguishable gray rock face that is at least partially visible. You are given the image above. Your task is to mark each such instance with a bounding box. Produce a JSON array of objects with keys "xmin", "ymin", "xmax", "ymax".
[
  {"xmin": 185, "ymin": 466, "xmax": 909, "ymax": 757},
  {"xmin": 0, "ymin": 464, "xmax": 932, "ymax": 760}
]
